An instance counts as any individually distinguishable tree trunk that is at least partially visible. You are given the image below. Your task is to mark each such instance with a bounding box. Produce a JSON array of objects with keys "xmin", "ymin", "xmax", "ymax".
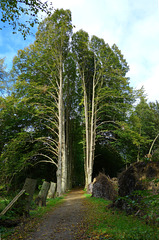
[
  {"xmin": 66, "ymin": 97, "xmax": 72, "ymax": 190},
  {"xmin": 83, "ymin": 73, "xmax": 90, "ymax": 189},
  {"xmin": 84, "ymin": 72, "xmax": 97, "ymax": 189},
  {"xmin": 88, "ymin": 74, "xmax": 96, "ymax": 187},
  {"xmin": 62, "ymin": 100, "xmax": 67, "ymax": 193},
  {"xmin": 57, "ymin": 56, "xmax": 65, "ymax": 196}
]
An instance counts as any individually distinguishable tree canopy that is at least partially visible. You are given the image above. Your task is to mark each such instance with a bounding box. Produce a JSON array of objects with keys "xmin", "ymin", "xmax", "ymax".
[
  {"xmin": 0, "ymin": 0, "xmax": 53, "ymax": 37},
  {"xmin": 0, "ymin": 9, "xmax": 159, "ymax": 193}
]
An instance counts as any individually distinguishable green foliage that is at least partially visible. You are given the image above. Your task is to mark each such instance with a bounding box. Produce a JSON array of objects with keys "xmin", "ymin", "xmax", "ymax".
[
  {"xmin": 0, "ymin": 197, "xmax": 10, "ymax": 212},
  {"xmin": 0, "ymin": 195, "xmax": 63, "ymax": 239},
  {"xmin": 72, "ymin": 29, "xmax": 134, "ymax": 184},
  {"xmin": 0, "ymin": 58, "xmax": 10, "ymax": 96},
  {"xmin": 0, "ymin": 0, "xmax": 53, "ymax": 38},
  {"xmin": 37, "ymin": 179, "xmax": 45, "ymax": 191},
  {"xmin": 0, "ymin": 131, "xmax": 39, "ymax": 188},
  {"xmin": 85, "ymin": 196, "xmax": 159, "ymax": 240},
  {"xmin": 152, "ymin": 148, "xmax": 159, "ymax": 161},
  {"xmin": 117, "ymin": 189, "xmax": 159, "ymax": 226},
  {"xmin": 7, "ymin": 9, "xmax": 83, "ymax": 190},
  {"xmin": 113, "ymin": 92, "xmax": 159, "ymax": 164},
  {"xmin": 1, "ymin": 7, "xmax": 159, "ymax": 190},
  {"xmin": 125, "ymin": 228, "xmax": 158, "ymax": 240},
  {"xmin": 112, "ymin": 120, "xmax": 150, "ymax": 164}
]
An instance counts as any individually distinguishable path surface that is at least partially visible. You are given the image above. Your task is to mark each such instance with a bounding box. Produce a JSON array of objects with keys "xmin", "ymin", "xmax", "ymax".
[{"xmin": 27, "ymin": 188, "xmax": 87, "ymax": 240}]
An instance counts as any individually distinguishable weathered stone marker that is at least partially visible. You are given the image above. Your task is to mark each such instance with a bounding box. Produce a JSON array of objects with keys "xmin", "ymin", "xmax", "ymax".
[
  {"xmin": 22, "ymin": 178, "xmax": 37, "ymax": 215},
  {"xmin": 36, "ymin": 181, "xmax": 50, "ymax": 207},
  {"xmin": 47, "ymin": 182, "xmax": 57, "ymax": 199}
]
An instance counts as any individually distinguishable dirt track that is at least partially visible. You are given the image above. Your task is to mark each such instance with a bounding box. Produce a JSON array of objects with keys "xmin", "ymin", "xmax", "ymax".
[{"xmin": 26, "ymin": 188, "xmax": 87, "ymax": 240}]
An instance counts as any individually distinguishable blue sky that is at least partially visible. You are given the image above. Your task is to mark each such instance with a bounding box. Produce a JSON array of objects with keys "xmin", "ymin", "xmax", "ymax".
[{"xmin": 0, "ymin": 0, "xmax": 159, "ymax": 102}]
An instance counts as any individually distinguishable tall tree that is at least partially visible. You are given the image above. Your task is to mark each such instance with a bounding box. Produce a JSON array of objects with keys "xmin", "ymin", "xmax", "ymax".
[
  {"xmin": 72, "ymin": 30, "xmax": 133, "ymax": 188},
  {"xmin": 72, "ymin": 30, "xmax": 93, "ymax": 188},
  {"xmin": 11, "ymin": 9, "xmax": 73, "ymax": 195},
  {"xmin": 63, "ymin": 52, "xmax": 83, "ymax": 188},
  {"xmin": 37, "ymin": 9, "xmax": 73, "ymax": 195},
  {"xmin": 1, "ymin": 9, "xmax": 137, "ymax": 191}
]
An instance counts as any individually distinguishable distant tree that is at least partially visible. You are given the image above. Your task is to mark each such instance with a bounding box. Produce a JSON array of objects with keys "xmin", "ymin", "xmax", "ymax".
[
  {"xmin": 0, "ymin": 0, "xmax": 53, "ymax": 38},
  {"xmin": 0, "ymin": 58, "xmax": 9, "ymax": 96},
  {"xmin": 0, "ymin": 93, "xmax": 41, "ymax": 190},
  {"xmin": 114, "ymin": 89, "xmax": 159, "ymax": 165}
]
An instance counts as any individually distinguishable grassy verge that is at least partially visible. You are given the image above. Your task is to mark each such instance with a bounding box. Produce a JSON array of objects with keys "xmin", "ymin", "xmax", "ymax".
[
  {"xmin": 30, "ymin": 196, "xmax": 64, "ymax": 218},
  {"xmin": 0, "ymin": 196, "xmax": 64, "ymax": 239},
  {"xmin": 84, "ymin": 195, "xmax": 159, "ymax": 240}
]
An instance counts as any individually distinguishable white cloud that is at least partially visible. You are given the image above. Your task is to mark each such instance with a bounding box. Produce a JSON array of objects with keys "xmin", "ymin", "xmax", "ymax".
[
  {"xmin": 137, "ymin": 65, "xmax": 159, "ymax": 102},
  {"xmin": 119, "ymin": 2, "xmax": 159, "ymax": 102},
  {"xmin": 51, "ymin": 0, "xmax": 85, "ymax": 8}
]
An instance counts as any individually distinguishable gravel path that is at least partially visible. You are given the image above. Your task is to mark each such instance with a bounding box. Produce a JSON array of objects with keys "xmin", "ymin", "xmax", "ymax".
[{"xmin": 26, "ymin": 188, "xmax": 87, "ymax": 240}]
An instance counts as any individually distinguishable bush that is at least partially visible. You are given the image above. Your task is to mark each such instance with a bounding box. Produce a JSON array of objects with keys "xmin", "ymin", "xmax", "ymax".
[{"xmin": 116, "ymin": 190, "xmax": 159, "ymax": 225}]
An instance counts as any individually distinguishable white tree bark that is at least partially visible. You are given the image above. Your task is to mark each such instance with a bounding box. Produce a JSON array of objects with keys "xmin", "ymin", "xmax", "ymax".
[
  {"xmin": 82, "ymin": 72, "xmax": 89, "ymax": 189},
  {"xmin": 83, "ymin": 60, "xmax": 99, "ymax": 190},
  {"xmin": 56, "ymin": 57, "xmax": 63, "ymax": 196},
  {"xmin": 61, "ymin": 100, "xmax": 67, "ymax": 193}
]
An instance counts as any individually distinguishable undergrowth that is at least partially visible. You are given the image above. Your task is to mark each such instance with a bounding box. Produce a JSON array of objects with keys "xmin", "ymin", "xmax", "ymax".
[
  {"xmin": 116, "ymin": 190, "xmax": 159, "ymax": 226},
  {"xmin": 1, "ymin": 192, "xmax": 159, "ymax": 239},
  {"xmin": 0, "ymin": 196, "xmax": 63, "ymax": 239},
  {"xmin": 30, "ymin": 196, "xmax": 63, "ymax": 218},
  {"xmin": 83, "ymin": 195, "xmax": 159, "ymax": 240}
]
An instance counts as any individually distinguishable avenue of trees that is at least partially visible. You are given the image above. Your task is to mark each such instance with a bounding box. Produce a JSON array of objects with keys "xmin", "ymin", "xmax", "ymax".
[{"xmin": 0, "ymin": 9, "xmax": 159, "ymax": 195}]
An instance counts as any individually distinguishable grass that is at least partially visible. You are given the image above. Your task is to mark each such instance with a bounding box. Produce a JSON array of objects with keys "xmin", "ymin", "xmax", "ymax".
[
  {"xmin": 83, "ymin": 195, "xmax": 159, "ymax": 240},
  {"xmin": 30, "ymin": 196, "xmax": 64, "ymax": 218},
  {"xmin": 0, "ymin": 197, "xmax": 10, "ymax": 212},
  {"xmin": 1, "ymin": 192, "xmax": 159, "ymax": 239},
  {"xmin": 0, "ymin": 196, "xmax": 64, "ymax": 239}
]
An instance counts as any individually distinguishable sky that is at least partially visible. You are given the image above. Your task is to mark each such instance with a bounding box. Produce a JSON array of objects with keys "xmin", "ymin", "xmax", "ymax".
[{"xmin": 0, "ymin": 0, "xmax": 159, "ymax": 102}]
